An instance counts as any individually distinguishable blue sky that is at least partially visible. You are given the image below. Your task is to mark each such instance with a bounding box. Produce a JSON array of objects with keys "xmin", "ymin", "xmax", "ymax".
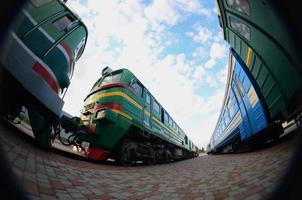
[{"xmin": 63, "ymin": 0, "xmax": 229, "ymax": 148}]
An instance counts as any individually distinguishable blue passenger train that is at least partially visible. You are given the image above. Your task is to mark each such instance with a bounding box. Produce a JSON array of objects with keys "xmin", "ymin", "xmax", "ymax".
[{"xmin": 208, "ymin": 49, "xmax": 277, "ymax": 153}]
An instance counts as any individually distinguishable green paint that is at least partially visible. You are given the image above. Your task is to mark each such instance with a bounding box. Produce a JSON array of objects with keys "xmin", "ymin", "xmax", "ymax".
[
  {"xmin": 80, "ymin": 69, "xmax": 195, "ymax": 152},
  {"xmin": 217, "ymin": 0, "xmax": 302, "ymax": 121}
]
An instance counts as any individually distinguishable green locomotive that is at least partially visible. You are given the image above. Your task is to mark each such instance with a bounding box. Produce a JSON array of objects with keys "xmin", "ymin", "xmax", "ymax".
[
  {"xmin": 78, "ymin": 67, "xmax": 198, "ymax": 164},
  {"xmin": 216, "ymin": 0, "xmax": 302, "ymax": 129},
  {"xmin": 0, "ymin": 0, "xmax": 87, "ymax": 147}
]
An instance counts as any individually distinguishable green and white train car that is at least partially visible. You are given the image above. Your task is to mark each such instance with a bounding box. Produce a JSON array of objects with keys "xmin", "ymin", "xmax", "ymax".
[{"xmin": 0, "ymin": 0, "xmax": 87, "ymax": 147}]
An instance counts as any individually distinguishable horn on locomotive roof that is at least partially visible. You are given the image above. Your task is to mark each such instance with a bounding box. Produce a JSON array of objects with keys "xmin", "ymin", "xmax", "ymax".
[{"xmin": 102, "ymin": 66, "xmax": 113, "ymax": 76}]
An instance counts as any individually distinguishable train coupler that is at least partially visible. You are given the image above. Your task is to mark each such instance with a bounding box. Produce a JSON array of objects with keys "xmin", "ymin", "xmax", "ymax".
[{"xmin": 52, "ymin": 115, "xmax": 88, "ymax": 152}]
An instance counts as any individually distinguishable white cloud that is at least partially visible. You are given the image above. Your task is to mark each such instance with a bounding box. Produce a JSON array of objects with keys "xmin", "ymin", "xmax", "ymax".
[
  {"xmin": 64, "ymin": 0, "xmax": 226, "ymax": 148},
  {"xmin": 144, "ymin": 0, "xmax": 180, "ymax": 28},
  {"xmin": 186, "ymin": 26, "xmax": 212, "ymax": 43},
  {"xmin": 192, "ymin": 46, "xmax": 206, "ymax": 58},
  {"xmin": 176, "ymin": 0, "xmax": 211, "ymax": 17},
  {"xmin": 200, "ymin": 42, "xmax": 227, "ymax": 70},
  {"xmin": 217, "ymin": 64, "xmax": 228, "ymax": 84},
  {"xmin": 210, "ymin": 42, "xmax": 227, "ymax": 59},
  {"xmin": 192, "ymin": 67, "xmax": 205, "ymax": 82},
  {"xmin": 204, "ymin": 58, "xmax": 216, "ymax": 69}
]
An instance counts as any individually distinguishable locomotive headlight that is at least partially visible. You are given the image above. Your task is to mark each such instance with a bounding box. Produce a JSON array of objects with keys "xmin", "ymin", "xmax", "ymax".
[{"xmin": 96, "ymin": 110, "xmax": 106, "ymax": 119}]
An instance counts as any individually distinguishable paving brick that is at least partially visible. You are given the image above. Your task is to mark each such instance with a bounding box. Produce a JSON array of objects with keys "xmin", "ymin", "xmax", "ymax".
[
  {"xmin": 0, "ymin": 122, "xmax": 298, "ymax": 200},
  {"xmin": 40, "ymin": 194, "xmax": 57, "ymax": 200}
]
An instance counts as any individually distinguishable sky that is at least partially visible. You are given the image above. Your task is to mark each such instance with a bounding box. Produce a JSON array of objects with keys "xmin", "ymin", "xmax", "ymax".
[{"xmin": 63, "ymin": 0, "xmax": 229, "ymax": 149}]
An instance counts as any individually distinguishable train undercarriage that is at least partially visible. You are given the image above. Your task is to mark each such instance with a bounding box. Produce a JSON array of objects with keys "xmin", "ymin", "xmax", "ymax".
[
  {"xmin": 0, "ymin": 66, "xmax": 57, "ymax": 148},
  {"xmin": 211, "ymin": 123, "xmax": 284, "ymax": 154},
  {"xmin": 111, "ymin": 136, "xmax": 192, "ymax": 165}
]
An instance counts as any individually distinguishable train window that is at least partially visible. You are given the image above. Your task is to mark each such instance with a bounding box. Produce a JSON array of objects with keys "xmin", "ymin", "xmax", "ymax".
[
  {"xmin": 227, "ymin": 99, "xmax": 235, "ymax": 117},
  {"xmin": 233, "ymin": 85, "xmax": 242, "ymax": 103},
  {"xmin": 74, "ymin": 37, "xmax": 86, "ymax": 61},
  {"xmin": 153, "ymin": 101, "xmax": 160, "ymax": 115},
  {"xmin": 31, "ymin": 0, "xmax": 52, "ymax": 7},
  {"xmin": 132, "ymin": 82, "xmax": 143, "ymax": 97},
  {"xmin": 91, "ymin": 78, "xmax": 101, "ymax": 91},
  {"xmin": 100, "ymin": 72, "xmax": 122, "ymax": 87},
  {"xmin": 225, "ymin": 110, "xmax": 231, "ymax": 125},
  {"xmin": 221, "ymin": 119, "xmax": 226, "ymax": 131},
  {"xmin": 230, "ymin": 16, "xmax": 251, "ymax": 41},
  {"xmin": 219, "ymin": 125, "xmax": 223, "ymax": 135},
  {"xmin": 247, "ymin": 86, "xmax": 259, "ymax": 108},
  {"xmin": 235, "ymin": 75, "xmax": 245, "ymax": 95},
  {"xmin": 226, "ymin": 0, "xmax": 250, "ymax": 16},
  {"xmin": 233, "ymin": 96, "xmax": 239, "ymax": 111},
  {"xmin": 164, "ymin": 111, "xmax": 169, "ymax": 125},
  {"xmin": 146, "ymin": 93, "xmax": 151, "ymax": 105},
  {"xmin": 53, "ymin": 16, "xmax": 74, "ymax": 32},
  {"xmin": 169, "ymin": 117, "xmax": 173, "ymax": 127}
]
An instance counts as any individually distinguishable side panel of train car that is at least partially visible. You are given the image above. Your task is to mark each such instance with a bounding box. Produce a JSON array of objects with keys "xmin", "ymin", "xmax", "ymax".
[
  {"xmin": 79, "ymin": 68, "xmax": 197, "ymax": 163},
  {"xmin": 0, "ymin": 0, "xmax": 87, "ymax": 147},
  {"xmin": 209, "ymin": 49, "xmax": 269, "ymax": 153},
  {"xmin": 216, "ymin": 0, "xmax": 302, "ymax": 123}
]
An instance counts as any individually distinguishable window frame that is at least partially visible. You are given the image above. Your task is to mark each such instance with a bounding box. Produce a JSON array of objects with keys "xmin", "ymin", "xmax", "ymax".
[
  {"xmin": 31, "ymin": 0, "xmax": 52, "ymax": 7},
  {"xmin": 53, "ymin": 15, "xmax": 74, "ymax": 32},
  {"xmin": 226, "ymin": 0, "xmax": 250, "ymax": 16},
  {"xmin": 163, "ymin": 110, "xmax": 169, "ymax": 125},
  {"xmin": 146, "ymin": 92, "xmax": 151, "ymax": 105},
  {"xmin": 168, "ymin": 116, "xmax": 173, "ymax": 127},
  {"xmin": 153, "ymin": 100, "xmax": 160, "ymax": 117},
  {"xmin": 229, "ymin": 16, "xmax": 251, "ymax": 41},
  {"xmin": 131, "ymin": 81, "xmax": 143, "ymax": 97}
]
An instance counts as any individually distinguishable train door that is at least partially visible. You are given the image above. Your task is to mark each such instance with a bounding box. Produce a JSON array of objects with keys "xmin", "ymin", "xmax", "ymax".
[
  {"xmin": 143, "ymin": 90, "xmax": 151, "ymax": 128},
  {"xmin": 232, "ymin": 75, "xmax": 252, "ymax": 141}
]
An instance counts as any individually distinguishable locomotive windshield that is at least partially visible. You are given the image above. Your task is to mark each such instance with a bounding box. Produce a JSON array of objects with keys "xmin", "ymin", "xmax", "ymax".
[{"xmin": 91, "ymin": 71, "xmax": 123, "ymax": 91}]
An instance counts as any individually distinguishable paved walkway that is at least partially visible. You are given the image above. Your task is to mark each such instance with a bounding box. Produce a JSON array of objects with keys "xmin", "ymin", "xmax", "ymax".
[{"xmin": 0, "ymin": 122, "xmax": 297, "ymax": 200}]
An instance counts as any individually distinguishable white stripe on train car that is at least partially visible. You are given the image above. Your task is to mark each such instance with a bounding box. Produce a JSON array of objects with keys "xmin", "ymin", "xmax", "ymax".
[{"xmin": 11, "ymin": 31, "xmax": 60, "ymax": 91}]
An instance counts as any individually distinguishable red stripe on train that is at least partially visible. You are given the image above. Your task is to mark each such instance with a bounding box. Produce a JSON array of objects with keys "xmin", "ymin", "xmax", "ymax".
[
  {"xmin": 33, "ymin": 62, "xmax": 59, "ymax": 93},
  {"xmin": 60, "ymin": 41, "xmax": 73, "ymax": 64},
  {"xmin": 60, "ymin": 41, "xmax": 74, "ymax": 72},
  {"xmin": 95, "ymin": 103, "xmax": 122, "ymax": 111},
  {"xmin": 93, "ymin": 83, "xmax": 136, "ymax": 95}
]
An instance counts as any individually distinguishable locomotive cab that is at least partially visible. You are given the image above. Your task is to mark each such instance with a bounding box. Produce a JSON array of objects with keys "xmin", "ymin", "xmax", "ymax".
[{"xmin": 0, "ymin": 0, "xmax": 88, "ymax": 147}]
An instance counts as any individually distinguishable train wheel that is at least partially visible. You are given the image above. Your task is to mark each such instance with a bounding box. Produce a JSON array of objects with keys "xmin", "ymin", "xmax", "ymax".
[
  {"xmin": 116, "ymin": 139, "xmax": 134, "ymax": 166},
  {"xmin": 295, "ymin": 113, "xmax": 302, "ymax": 128},
  {"xmin": 271, "ymin": 123, "xmax": 283, "ymax": 141},
  {"xmin": 163, "ymin": 149, "xmax": 172, "ymax": 162},
  {"xmin": 28, "ymin": 109, "xmax": 52, "ymax": 148},
  {"xmin": 144, "ymin": 148, "xmax": 156, "ymax": 165}
]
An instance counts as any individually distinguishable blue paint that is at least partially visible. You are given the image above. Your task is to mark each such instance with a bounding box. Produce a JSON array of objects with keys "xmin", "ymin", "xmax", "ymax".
[{"xmin": 210, "ymin": 49, "xmax": 269, "ymax": 151}]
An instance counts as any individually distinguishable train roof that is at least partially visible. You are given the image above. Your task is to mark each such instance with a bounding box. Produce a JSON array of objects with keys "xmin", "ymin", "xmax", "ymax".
[
  {"xmin": 60, "ymin": 0, "xmax": 88, "ymax": 49},
  {"xmin": 211, "ymin": 49, "xmax": 235, "ymax": 138}
]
